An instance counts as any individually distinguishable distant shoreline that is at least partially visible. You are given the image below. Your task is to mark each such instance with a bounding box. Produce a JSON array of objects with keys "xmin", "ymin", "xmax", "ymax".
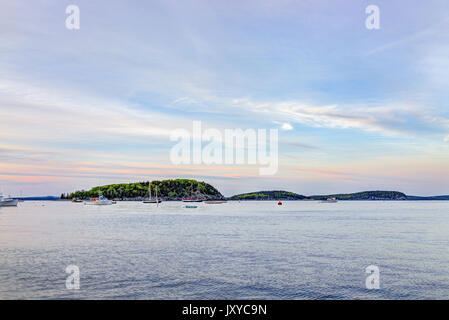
[
  {"xmin": 15, "ymin": 197, "xmax": 449, "ymax": 202},
  {"xmin": 228, "ymin": 190, "xmax": 449, "ymax": 201},
  {"xmin": 15, "ymin": 180, "xmax": 449, "ymax": 202}
]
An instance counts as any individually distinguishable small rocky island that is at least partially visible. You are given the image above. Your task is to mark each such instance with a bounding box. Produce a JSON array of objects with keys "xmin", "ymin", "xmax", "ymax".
[
  {"xmin": 309, "ymin": 191, "xmax": 408, "ymax": 201},
  {"xmin": 228, "ymin": 191, "xmax": 308, "ymax": 200},
  {"xmin": 62, "ymin": 179, "xmax": 225, "ymax": 201}
]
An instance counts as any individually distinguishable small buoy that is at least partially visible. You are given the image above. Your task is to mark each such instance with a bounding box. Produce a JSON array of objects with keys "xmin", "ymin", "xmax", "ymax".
[{"xmin": 278, "ymin": 201, "xmax": 282, "ymax": 205}]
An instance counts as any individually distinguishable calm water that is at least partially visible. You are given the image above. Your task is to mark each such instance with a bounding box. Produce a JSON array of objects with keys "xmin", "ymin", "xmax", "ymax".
[{"xmin": 0, "ymin": 200, "xmax": 448, "ymax": 299}]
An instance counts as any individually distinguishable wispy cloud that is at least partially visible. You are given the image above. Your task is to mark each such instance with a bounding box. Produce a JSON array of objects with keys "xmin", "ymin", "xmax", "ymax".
[
  {"xmin": 366, "ymin": 16, "xmax": 449, "ymax": 56},
  {"xmin": 0, "ymin": 79, "xmax": 186, "ymax": 143},
  {"xmin": 226, "ymin": 98, "xmax": 446, "ymax": 137}
]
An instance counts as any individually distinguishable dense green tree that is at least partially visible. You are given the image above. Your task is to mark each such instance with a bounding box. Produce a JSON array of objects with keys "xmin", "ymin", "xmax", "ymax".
[
  {"xmin": 66, "ymin": 179, "xmax": 224, "ymax": 200},
  {"xmin": 228, "ymin": 191, "xmax": 308, "ymax": 201}
]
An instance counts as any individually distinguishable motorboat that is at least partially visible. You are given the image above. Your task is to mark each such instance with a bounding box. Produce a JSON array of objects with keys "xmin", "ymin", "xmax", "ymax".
[
  {"xmin": 319, "ymin": 197, "xmax": 338, "ymax": 203},
  {"xmin": 0, "ymin": 194, "xmax": 18, "ymax": 207},
  {"xmin": 84, "ymin": 191, "xmax": 113, "ymax": 205}
]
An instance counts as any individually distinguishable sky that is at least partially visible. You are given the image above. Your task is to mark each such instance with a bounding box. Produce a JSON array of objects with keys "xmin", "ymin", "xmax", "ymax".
[{"xmin": 1, "ymin": 0, "xmax": 449, "ymax": 197}]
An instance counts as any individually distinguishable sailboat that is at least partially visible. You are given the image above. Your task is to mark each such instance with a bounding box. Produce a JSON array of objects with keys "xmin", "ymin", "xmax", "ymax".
[
  {"xmin": 182, "ymin": 183, "xmax": 203, "ymax": 202},
  {"xmin": 143, "ymin": 184, "xmax": 161, "ymax": 204},
  {"xmin": 0, "ymin": 193, "xmax": 18, "ymax": 207}
]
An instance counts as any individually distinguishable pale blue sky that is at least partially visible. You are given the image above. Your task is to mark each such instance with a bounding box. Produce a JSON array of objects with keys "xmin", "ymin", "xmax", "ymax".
[{"xmin": 1, "ymin": 0, "xmax": 449, "ymax": 196}]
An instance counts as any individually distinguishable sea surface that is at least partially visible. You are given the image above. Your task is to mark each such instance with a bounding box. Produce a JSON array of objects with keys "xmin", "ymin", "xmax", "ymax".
[{"xmin": 0, "ymin": 200, "xmax": 448, "ymax": 299}]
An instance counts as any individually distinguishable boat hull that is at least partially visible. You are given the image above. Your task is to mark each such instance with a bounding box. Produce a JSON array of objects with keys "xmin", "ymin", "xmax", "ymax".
[
  {"xmin": 84, "ymin": 200, "xmax": 113, "ymax": 205},
  {"xmin": 204, "ymin": 200, "xmax": 227, "ymax": 204},
  {"xmin": 0, "ymin": 199, "xmax": 18, "ymax": 207},
  {"xmin": 143, "ymin": 200, "xmax": 162, "ymax": 203}
]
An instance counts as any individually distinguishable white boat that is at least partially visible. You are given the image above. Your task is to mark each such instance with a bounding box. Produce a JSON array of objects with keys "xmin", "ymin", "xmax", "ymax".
[
  {"xmin": 84, "ymin": 191, "xmax": 113, "ymax": 205},
  {"xmin": 0, "ymin": 194, "xmax": 18, "ymax": 207},
  {"xmin": 319, "ymin": 197, "xmax": 338, "ymax": 203},
  {"xmin": 143, "ymin": 185, "xmax": 161, "ymax": 204}
]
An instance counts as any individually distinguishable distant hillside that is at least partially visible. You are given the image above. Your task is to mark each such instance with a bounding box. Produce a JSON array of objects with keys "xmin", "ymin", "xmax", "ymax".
[
  {"xmin": 63, "ymin": 179, "xmax": 224, "ymax": 200},
  {"xmin": 16, "ymin": 196, "xmax": 60, "ymax": 201},
  {"xmin": 406, "ymin": 195, "xmax": 449, "ymax": 200},
  {"xmin": 310, "ymin": 191, "xmax": 407, "ymax": 200},
  {"xmin": 228, "ymin": 191, "xmax": 308, "ymax": 201},
  {"xmin": 228, "ymin": 190, "xmax": 409, "ymax": 201},
  {"xmin": 63, "ymin": 183, "xmax": 448, "ymax": 202}
]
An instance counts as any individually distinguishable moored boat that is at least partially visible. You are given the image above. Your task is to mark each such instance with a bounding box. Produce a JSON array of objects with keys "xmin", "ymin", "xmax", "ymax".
[
  {"xmin": 84, "ymin": 191, "xmax": 114, "ymax": 205},
  {"xmin": 319, "ymin": 197, "xmax": 338, "ymax": 203},
  {"xmin": 204, "ymin": 200, "xmax": 227, "ymax": 204},
  {"xmin": 143, "ymin": 185, "xmax": 161, "ymax": 204},
  {"xmin": 0, "ymin": 194, "xmax": 18, "ymax": 207},
  {"xmin": 182, "ymin": 198, "xmax": 203, "ymax": 202},
  {"xmin": 182, "ymin": 183, "xmax": 204, "ymax": 202}
]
